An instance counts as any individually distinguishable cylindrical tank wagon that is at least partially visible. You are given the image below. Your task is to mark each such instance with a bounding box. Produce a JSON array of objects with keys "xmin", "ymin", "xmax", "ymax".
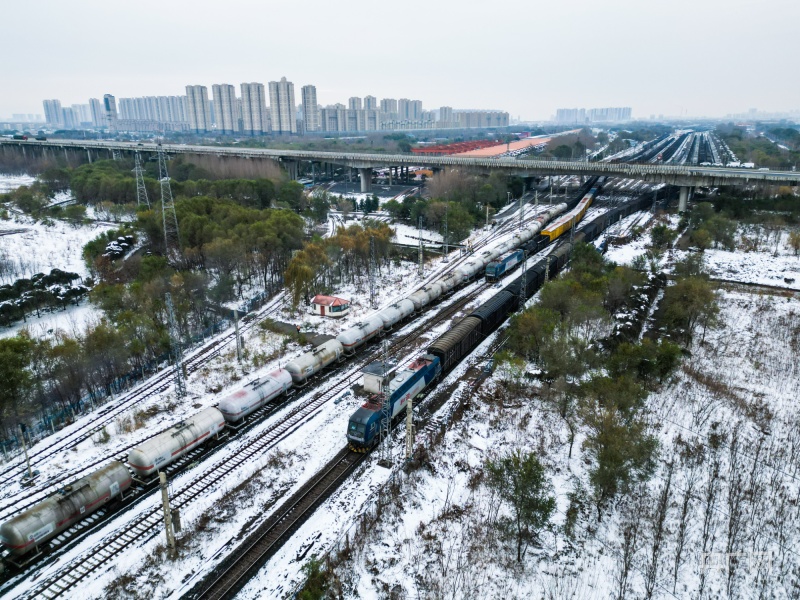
[
  {"xmin": 127, "ymin": 407, "xmax": 226, "ymax": 478},
  {"xmin": 218, "ymin": 368, "xmax": 293, "ymax": 421},
  {"xmin": 285, "ymin": 339, "xmax": 344, "ymax": 384},
  {"xmin": 0, "ymin": 461, "xmax": 131, "ymax": 560},
  {"xmin": 336, "ymin": 316, "xmax": 385, "ymax": 354}
]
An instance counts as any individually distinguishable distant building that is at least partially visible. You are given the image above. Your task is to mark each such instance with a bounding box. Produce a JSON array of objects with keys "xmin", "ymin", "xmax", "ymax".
[
  {"xmin": 301, "ymin": 85, "xmax": 320, "ymax": 133},
  {"xmin": 348, "ymin": 97, "xmax": 362, "ymax": 111},
  {"xmin": 212, "ymin": 84, "xmax": 239, "ymax": 134},
  {"xmin": 555, "ymin": 106, "xmax": 631, "ymax": 123},
  {"xmin": 103, "ymin": 94, "xmax": 118, "ymax": 130},
  {"xmin": 268, "ymin": 77, "xmax": 297, "ymax": 134},
  {"xmin": 61, "ymin": 107, "xmax": 78, "ymax": 129},
  {"xmin": 42, "ymin": 99, "xmax": 62, "ymax": 126},
  {"xmin": 241, "ymin": 82, "xmax": 268, "ymax": 135},
  {"xmin": 455, "ymin": 110, "xmax": 509, "ymax": 128},
  {"xmin": 438, "ymin": 106, "xmax": 455, "ymax": 128},
  {"xmin": 380, "ymin": 98, "xmax": 397, "ymax": 117},
  {"xmin": 70, "ymin": 104, "xmax": 92, "ymax": 125},
  {"xmin": 185, "ymin": 85, "xmax": 212, "ymax": 133},
  {"xmin": 89, "ymin": 98, "xmax": 105, "ymax": 127},
  {"xmin": 310, "ymin": 295, "xmax": 350, "ymax": 318},
  {"xmin": 364, "ymin": 95, "xmax": 377, "ymax": 110}
]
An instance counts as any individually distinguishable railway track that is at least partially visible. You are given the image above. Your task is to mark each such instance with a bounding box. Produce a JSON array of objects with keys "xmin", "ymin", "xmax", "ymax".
[
  {"xmin": 191, "ymin": 317, "xmax": 518, "ymax": 600},
  {"xmin": 191, "ymin": 448, "xmax": 365, "ymax": 600},
  {"xmin": 4, "ymin": 194, "xmax": 574, "ymax": 598},
  {"xmin": 0, "ymin": 293, "xmax": 287, "ymax": 514},
  {"xmin": 14, "ymin": 268, "xmax": 497, "ymax": 599}
]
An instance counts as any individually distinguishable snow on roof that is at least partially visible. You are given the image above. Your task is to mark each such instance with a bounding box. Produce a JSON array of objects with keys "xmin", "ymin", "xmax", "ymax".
[{"xmin": 312, "ymin": 295, "xmax": 349, "ymax": 306}]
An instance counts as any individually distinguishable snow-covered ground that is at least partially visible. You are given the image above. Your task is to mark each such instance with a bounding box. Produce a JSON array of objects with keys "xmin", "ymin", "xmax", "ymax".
[
  {"xmin": 0, "ymin": 174, "xmax": 113, "ymax": 338},
  {"xmin": 4, "ymin": 193, "xmax": 798, "ymax": 599},
  {"xmin": 0, "ymin": 174, "xmax": 35, "ymax": 194}
]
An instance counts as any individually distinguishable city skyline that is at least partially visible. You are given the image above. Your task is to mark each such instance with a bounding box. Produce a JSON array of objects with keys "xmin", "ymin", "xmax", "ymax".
[{"xmin": 2, "ymin": 0, "xmax": 798, "ymax": 121}]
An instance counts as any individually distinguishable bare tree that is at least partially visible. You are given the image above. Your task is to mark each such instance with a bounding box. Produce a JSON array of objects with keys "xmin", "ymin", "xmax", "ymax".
[
  {"xmin": 615, "ymin": 497, "xmax": 643, "ymax": 600},
  {"xmin": 644, "ymin": 461, "xmax": 672, "ymax": 598},
  {"xmin": 673, "ymin": 439, "xmax": 703, "ymax": 593}
]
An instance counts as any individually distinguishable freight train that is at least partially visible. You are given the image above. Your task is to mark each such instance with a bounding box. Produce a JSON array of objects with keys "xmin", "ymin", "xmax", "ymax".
[
  {"xmin": 346, "ymin": 191, "xmax": 653, "ymax": 451},
  {"xmin": 0, "ymin": 178, "xmax": 604, "ymax": 566}
]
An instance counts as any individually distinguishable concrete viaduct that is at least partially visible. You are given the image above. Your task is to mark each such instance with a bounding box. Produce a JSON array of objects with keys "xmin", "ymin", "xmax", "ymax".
[{"xmin": 3, "ymin": 139, "xmax": 799, "ymax": 211}]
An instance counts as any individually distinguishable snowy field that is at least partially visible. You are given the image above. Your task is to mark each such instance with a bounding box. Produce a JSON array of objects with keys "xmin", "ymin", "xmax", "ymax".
[
  {"xmin": 0, "ymin": 174, "xmax": 113, "ymax": 339},
  {"xmin": 3, "ymin": 189, "xmax": 800, "ymax": 599}
]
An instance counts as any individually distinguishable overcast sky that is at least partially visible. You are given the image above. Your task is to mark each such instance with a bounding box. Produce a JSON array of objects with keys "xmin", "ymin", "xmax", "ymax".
[{"xmin": 3, "ymin": 0, "xmax": 799, "ymax": 120}]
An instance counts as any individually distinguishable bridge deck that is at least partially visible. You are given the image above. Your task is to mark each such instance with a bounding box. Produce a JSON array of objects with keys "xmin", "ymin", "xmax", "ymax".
[{"xmin": 2, "ymin": 139, "xmax": 798, "ymax": 187}]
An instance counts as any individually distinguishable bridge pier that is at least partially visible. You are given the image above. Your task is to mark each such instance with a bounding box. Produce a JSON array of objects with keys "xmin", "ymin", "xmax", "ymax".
[
  {"xmin": 284, "ymin": 160, "xmax": 298, "ymax": 180},
  {"xmin": 359, "ymin": 167, "xmax": 372, "ymax": 193},
  {"xmin": 87, "ymin": 149, "xmax": 92, "ymax": 164},
  {"xmin": 679, "ymin": 186, "xmax": 690, "ymax": 212}
]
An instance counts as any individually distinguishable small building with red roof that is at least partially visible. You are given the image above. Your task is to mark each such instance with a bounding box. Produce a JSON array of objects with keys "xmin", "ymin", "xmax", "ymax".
[{"xmin": 311, "ymin": 294, "xmax": 350, "ymax": 317}]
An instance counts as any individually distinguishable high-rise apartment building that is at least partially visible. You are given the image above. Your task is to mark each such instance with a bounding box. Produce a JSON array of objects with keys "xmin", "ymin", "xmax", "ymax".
[
  {"xmin": 364, "ymin": 95, "xmax": 377, "ymax": 110},
  {"xmin": 398, "ymin": 98, "xmax": 410, "ymax": 120},
  {"xmin": 380, "ymin": 98, "xmax": 397, "ymax": 117},
  {"xmin": 348, "ymin": 97, "xmax": 362, "ymax": 111},
  {"xmin": 185, "ymin": 85, "xmax": 212, "ymax": 133},
  {"xmin": 42, "ymin": 99, "xmax": 62, "ymax": 126},
  {"xmin": 380, "ymin": 98, "xmax": 397, "ymax": 116},
  {"xmin": 212, "ymin": 84, "xmax": 238, "ymax": 134},
  {"xmin": 268, "ymin": 77, "xmax": 297, "ymax": 134},
  {"xmin": 301, "ymin": 85, "xmax": 320, "ymax": 133},
  {"xmin": 70, "ymin": 104, "xmax": 92, "ymax": 125},
  {"xmin": 61, "ymin": 107, "xmax": 78, "ymax": 129},
  {"xmin": 439, "ymin": 106, "xmax": 454, "ymax": 127},
  {"xmin": 89, "ymin": 98, "xmax": 105, "ymax": 127},
  {"xmin": 103, "ymin": 94, "xmax": 118, "ymax": 130},
  {"xmin": 240, "ymin": 82, "xmax": 268, "ymax": 135}
]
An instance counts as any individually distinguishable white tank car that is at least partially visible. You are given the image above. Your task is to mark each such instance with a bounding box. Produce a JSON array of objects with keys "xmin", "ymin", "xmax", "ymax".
[
  {"xmin": 423, "ymin": 282, "xmax": 443, "ymax": 303},
  {"xmin": 127, "ymin": 407, "xmax": 225, "ymax": 478},
  {"xmin": 336, "ymin": 315, "xmax": 384, "ymax": 354},
  {"xmin": 407, "ymin": 287, "xmax": 431, "ymax": 310},
  {"xmin": 0, "ymin": 461, "xmax": 131, "ymax": 558},
  {"xmin": 285, "ymin": 339, "xmax": 343, "ymax": 384},
  {"xmin": 218, "ymin": 368, "xmax": 293, "ymax": 421},
  {"xmin": 374, "ymin": 299, "xmax": 414, "ymax": 329},
  {"xmin": 437, "ymin": 270, "xmax": 461, "ymax": 294}
]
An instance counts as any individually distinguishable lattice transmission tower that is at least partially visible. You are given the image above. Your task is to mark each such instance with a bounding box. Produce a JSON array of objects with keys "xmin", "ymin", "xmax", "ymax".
[
  {"xmin": 165, "ymin": 292, "xmax": 187, "ymax": 398},
  {"xmin": 157, "ymin": 143, "xmax": 181, "ymax": 262},
  {"xmin": 133, "ymin": 151, "xmax": 150, "ymax": 208}
]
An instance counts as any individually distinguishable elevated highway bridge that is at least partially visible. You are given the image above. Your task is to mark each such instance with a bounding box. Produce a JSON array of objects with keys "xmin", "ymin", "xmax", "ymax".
[{"xmin": 2, "ymin": 139, "xmax": 798, "ymax": 211}]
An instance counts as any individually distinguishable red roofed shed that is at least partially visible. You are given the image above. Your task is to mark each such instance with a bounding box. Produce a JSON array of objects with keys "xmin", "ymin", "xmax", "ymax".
[{"xmin": 311, "ymin": 295, "xmax": 350, "ymax": 317}]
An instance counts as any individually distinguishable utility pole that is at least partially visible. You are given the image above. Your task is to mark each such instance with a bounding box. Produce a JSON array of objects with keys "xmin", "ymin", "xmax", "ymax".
[
  {"xmin": 545, "ymin": 255, "xmax": 552, "ymax": 283},
  {"xmin": 570, "ymin": 215, "xmax": 576, "ymax": 243},
  {"xmin": 518, "ymin": 249, "xmax": 527, "ymax": 311},
  {"xmin": 159, "ymin": 472, "xmax": 177, "ymax": 559},
  {"xmin": 133, "ymin": 151, "xmax": 150, "ymax": 208},
  {"xmin": 19, "ymin": 424, "xmax": 34, "ymax": 482},
  {"xmin": 535, "ymin": 189, "xmax": 539, "ymax": 212},
  {"xmin": 417, "ymin": 216, "xmax": 424, "ymax": 278},
  {"xmin": 369, "ymin": 236, "xmax": 378, "ymax": 309},
  {"xmin": 234, "ymin": 308, "xmax": 242, "ymax": 364},
  {"xmin": 485, "ymin": 204, "xmax": 489, "ymax": 228},
  {"xmin": 519, "ymin": 194, "xmax": 524, "ymax": 230},
  {"xmin": 158, "ymin": 142, "xmax": 181, "ymax": 263},
  {"xmin": 405, "ymin": 389, "xmax": 415, "ymax": 462},
  {"xmin": 165, "ymin": 292, "xmax": 187, "ymax": 398},
  {"xmin": 442, "ymin": 203, "xmax": 449, "ymax": 262}
]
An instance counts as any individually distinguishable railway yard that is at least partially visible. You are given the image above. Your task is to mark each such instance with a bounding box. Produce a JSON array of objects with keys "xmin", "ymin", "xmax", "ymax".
[{"xmin": 0, "ymin": 129, "xmax": 798, "ymax": 599}]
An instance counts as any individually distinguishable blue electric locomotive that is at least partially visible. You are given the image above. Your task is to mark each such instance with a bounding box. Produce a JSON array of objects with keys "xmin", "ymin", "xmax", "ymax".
[
  {"xmin": 347, "ymin": 354, "xmax": 441, "ymax": 451},
  {"xmin": 485, "ymin": 249, "xmax": 524, "ymax": 282}
]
